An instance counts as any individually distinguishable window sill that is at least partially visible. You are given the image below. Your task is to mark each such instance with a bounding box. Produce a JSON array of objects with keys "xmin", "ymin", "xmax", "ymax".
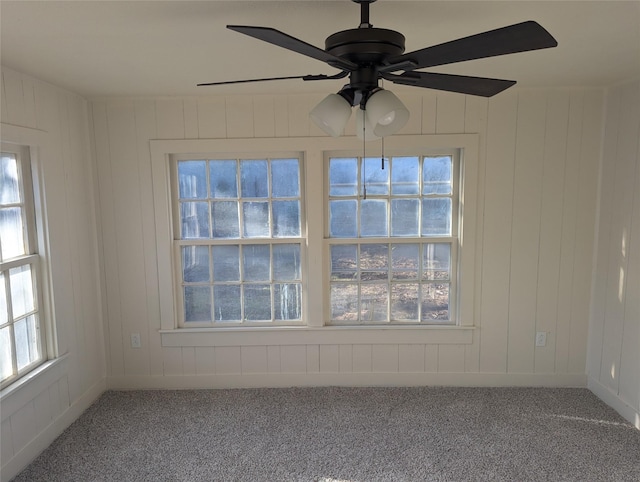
[{"xmin": 160, "ymin": 325, "xmax": 474, "ymax": 347}]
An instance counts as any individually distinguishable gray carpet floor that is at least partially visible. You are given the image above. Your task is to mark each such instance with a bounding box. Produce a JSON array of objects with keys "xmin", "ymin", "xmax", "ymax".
[{"xmin": 12, "ymin": 387, "xmax": 640, "ymax": 481}]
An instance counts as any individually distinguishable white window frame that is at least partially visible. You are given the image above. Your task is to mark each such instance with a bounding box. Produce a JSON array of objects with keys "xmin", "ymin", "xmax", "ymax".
[
  {"xmin": 325, "ymin": 149, "xmax": 461, "ymax": 325},
  {"xmin": 0, "ymin": 134, "xmax": 55, "ymax": 389},
  {"xmin": 151, "ymin": 135, "xmax": 478, "ymax": 347},
  {"xmin": 170, "ymin": 153, "xmax": 306, "ymax": 327}
]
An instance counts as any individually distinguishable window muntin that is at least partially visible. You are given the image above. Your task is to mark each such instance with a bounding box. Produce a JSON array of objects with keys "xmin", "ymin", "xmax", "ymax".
[
  {"xmin": 0, "ymin": 150, "xmax": 45, "ymax": 388},
  {"xmin": 174, "ymin": 157, "xmax": 304, "ymax": 326},
  {"xmin": 327, "ymin": 153, "xmax": 458, "ymax": 325}
]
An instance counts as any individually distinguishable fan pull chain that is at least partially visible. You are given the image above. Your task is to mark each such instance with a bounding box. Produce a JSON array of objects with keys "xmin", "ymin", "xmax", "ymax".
[{"xmin": 381, "ymin": 136, "xmax": 385, "ymax": 170}]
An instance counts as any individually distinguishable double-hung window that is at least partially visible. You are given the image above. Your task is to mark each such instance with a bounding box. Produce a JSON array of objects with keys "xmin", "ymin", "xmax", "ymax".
[
  {"xmin": 327, "ymin": 152, "xmax": 459, "ymax": 324},
  {"xmin": 0, "ymin": 147, "xmax": 45, "ymax": 388},
  {"xmin": 173, "ymin": 155, "xmax": 304, "ymax": 326}
]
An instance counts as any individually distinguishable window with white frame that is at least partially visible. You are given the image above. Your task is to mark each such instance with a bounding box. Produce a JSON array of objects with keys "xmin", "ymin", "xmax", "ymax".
[
  {"xmin": 173, "ymin": 156, "xmax": 304, "ymax": 325},
  {"xmin": 0, "ymin": 147, "xmax": 46, "ymax": 388},
  {"xmin": 326, "ymin": 152, "xmax": 459, "ymax": 324}
]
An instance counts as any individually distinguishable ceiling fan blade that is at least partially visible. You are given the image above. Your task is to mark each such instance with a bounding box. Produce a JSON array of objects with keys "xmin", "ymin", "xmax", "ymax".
[
  {"xmin": 227, "ymin": 25, "xmax": 358, "ymax": 71},
  {"xmin": 383, "ymin": 21, "xmax": 557, "ymax": 72},
  {"xmin": 383, "ymin": 71, "xmax": 516, "ymax": 97},
  {"xmin": 198, "ymin": 72, "xmax": 348, "ymax": 87}
]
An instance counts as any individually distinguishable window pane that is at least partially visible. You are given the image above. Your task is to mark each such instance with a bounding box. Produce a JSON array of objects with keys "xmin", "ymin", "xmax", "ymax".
[
  {"xmin": 244, "ymin": 284, "xmax": 271, "ymax": 321},
  {"xmin": 178, "ymin": 160, "xmax": 207, "ymax": 199},
  {"xmin": 362, "ymin": 157, "xmax": 389, "ymax": 195},
  {"xmin": 1, "ymin": 154, "xmax": 20, "ymax": 204},
  {"xmin": 391, "ymin": 199, "xmax": 419, "ymax": 237},
  {"xmin": 421, "ymin": 198, "xmax": 451, "ymax": 236},
  {"xmin": 211, "ymin": 201, "xmax": 239, "ymax": 238},
  {"xmin": 274, "ymin": 283, "xmax": 301, "ymax": 320},
  {"xmin": 329, "ymin": 158, "xmax": 358, "ymax": 196},
  {"xmin": 184, "ymin": 286, "xmax": 211, "ymax": 322},
  {"xmin": 391, "ymin": 244, "xmax": 419, "ymax": 280},
  {"xmin": 331, "ymin": 245, "xmax": 357, "ymax": 281},
  {"xmin": 361, "ymin": 199, "xmax": 388, "ymax": 237},
  {"xmin": 421, "ymin": 283, "xmax": 449, "ymax": 321},
  {"xmin": 273, "ymin": 244, "xmax": 300, "ymax": 280},
  {"xmin": 271, "ymin": 159, "xmax": 299, "ymax": 197},
  {"xmin": 360, "ymin": 244, "xmax": 388, "ymax": 281},
  {"xmin": 210, "ymin": 160, "xmax": 238, "ymax": 198},
  {"xmin": 330, "ymin": 283, "xmax": 358, "ymax": 321},
  {"xmin": 182, "ymin": 246, "xmax": 209, "ymax": 283},
  {"xmin": 391, "ymin": 157, "xmax": 419, "ymax": 195},
  {"xmin": 243, "ymin": 202, "xmax": 270, "ymax": 237},
  {"xmin": 423, "ymin": 156, "xmax": 452, "ymax": 195},
  {"xmin": 329, "ymin": 200, "xmax": 357, "ymax": 238},
  {"xmin": 14, "ymin": 316, "xmax": 38, "ymax": 371},
  {"xmin": 0, "ymin": 207, "xmax": 26, "ymax": 259},
  {"xmin": 272, "ymin": 201, "xmax": 300, "ymax": 237},
  {"xmin": 212, "ymin": 245, "xmax": 240, "ymax": 281},
  {"xmin": 181, "ymin": 202, "xmax": 209, "ymax": 239},
  {"xmin": 360, "ymin": 283, "xmax": 388, "ymax": 321},
  {"xmin": 213, "ymin": 285, "xmax": 241, "ymax": 322},
  {"xmin": 423, "ymin": 244, "xmax": 451, "ymax": 280},
  {"xmin": 0, "ymin": 326, "xmax": 13, "ymax": 381},
  {"xmin": 10, "ymin": 265, "xmax": 35, "ymax": 318},
  {"xmin": 243, "ymin": 245, "xmax": 270, "ymax": 281},
  {"xmin": 391, "ymin": 283, "xmax": 419, "ymax": 321},
  {"xmin": 241, "ymin": 160, "xmax": 268, "ymax": 198}
]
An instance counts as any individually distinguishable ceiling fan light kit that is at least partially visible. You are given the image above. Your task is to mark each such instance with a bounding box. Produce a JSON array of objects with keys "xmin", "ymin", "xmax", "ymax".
[{"xmin": 199, "ymin": 0, "xmax": 558, "ymax": 140}]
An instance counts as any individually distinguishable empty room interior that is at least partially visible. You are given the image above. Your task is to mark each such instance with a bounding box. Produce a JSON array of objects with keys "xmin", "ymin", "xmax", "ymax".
[{"xmin": 0, "ymin": 1, "xmax": 639, "ymax": 480}]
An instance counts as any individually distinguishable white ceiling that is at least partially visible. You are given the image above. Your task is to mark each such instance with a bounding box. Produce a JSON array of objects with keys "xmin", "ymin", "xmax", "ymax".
[{"xmin": 1, "ymin": 1, "xmax": 639, "ymax": 99}]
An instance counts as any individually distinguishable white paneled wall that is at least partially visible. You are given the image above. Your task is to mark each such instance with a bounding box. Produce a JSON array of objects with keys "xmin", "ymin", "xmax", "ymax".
[
  {"xmin": 0, "ymin": 68, "xmax": 105, "ymax": 481},
  {"xmin": 91, "ymin": 87, "xmax": 603, "ymax": 389},
  {"xmin": 588, "ymin": 80, "xmax": 640, "ymax": 428}
]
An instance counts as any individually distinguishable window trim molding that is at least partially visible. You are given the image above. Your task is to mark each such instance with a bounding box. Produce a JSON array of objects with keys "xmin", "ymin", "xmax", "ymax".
[
  {"xmin": 151, "ymin": 134, "xmax": 479, "ymax": 334},
  {"xmin": 1, "ymin": 123, "xmax": 58, "ymax": 387}
]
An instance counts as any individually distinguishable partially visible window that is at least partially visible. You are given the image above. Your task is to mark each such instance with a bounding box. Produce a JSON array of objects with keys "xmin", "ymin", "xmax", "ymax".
[
  {"xmin": 0, "ymin": 148, "xmax": 45, "ymax": 388},
  {"xmin": 327, "ymin": 153, "xmax": 458, "ymax": 324},
  {"xmin": 173, "ymin": 156, "xmax": 304, "ymax": 325}
]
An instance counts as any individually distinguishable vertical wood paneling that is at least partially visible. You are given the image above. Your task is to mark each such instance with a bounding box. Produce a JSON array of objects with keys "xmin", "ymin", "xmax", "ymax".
[
  {"xmin": 424, "ymin": 345, "xmax": 439, "ymax": 372},
  {"xmin": 352, "ymin": 345, "xmax": 372, "ymax": 372},
  {"xmin": 156, "ymin": 99, "xmax": 185, "ymax": 139},
  {"xmin": 438, "ymin": 345, "xmax": 466, "ymax": 372},
  {"xmin": 21, "ymin": 77, "xmax": 37, "ymax": 129},
  {"xmin": 339, "ymin": 345, "xmax": 353, "ymax": 372},
  {"xmin": 372, "ymin": 345, "xmax": 399, "ymax": 372},
  {"xmin": 280, "ymin": 345, "xmax": 306, "ymax": 373},
  {"xmin": 241, "ymin": 346, "xmax": 268, "ymax": 374},
  {"xmin": 91, "ymin": 101, "xmax": 123, "ymax": 376},
  {"xmin": 253, "ymin": 96, "xmax": 276, "ymax": 138},
  {"xmin": 214, "ymin": 347, "xmax": 242, "ymax": 374},
  {"xmin": 397, "ymin": 93, "xmax": 422, "ymax": 135},
  {"xmin": 555, "ymin": 92, "xmax": 584, "ymax": 373},
  {"xmin": 0, "ymin": 70, "xmax": 9, "ymax": 123},
  {"xmin": 319, "ymin": 344, "xmax": 339, "ymax": 372},
  {"xmin": 197, "ymin": 98, "xmax": 226, "ymax": 138},
  {"xmin": 2, "ymin": 70, "xmax": 27, "ymax": 127},
  {"xmin": 535, "ymin": 91, "xmax": 569, "ymax": 373},
  {"xmin": 226, "ymin": 96, "xmax": 254, "ymax": 138},
  {"xmin": 399, "ymin": 344, "xmax": 425, "ymax": 372},
  {"xmin": 106, "ymin": 101, "xmax": 150, "ymax": 377},
  {"xmin": 182, "ymin": 99, "xmax": 199, "ymax": 139},
  {"xmin": 195, "ymin": 347, "xmax": 216, "ymax": 374},
  {"xmin": 267, "ymin": 346, "xmax": 281, "ymax": 373},
  {"xmin": 134, "ymin": 99, "xmax": 164, "ymax": 377},
  {"xmin": 273, "ymin": 95, "xmax": 289, "ymax": 137},
  {"xmin": 463, "ymin": 96, "xmax": 488, "ymax": 373},
  {"xmin": 182, "ymin": 347, "xmax": 196, "ymax": 376},
  {"xmin": 435, "ymin": 92, "xmax": 466, "ymax": 133},
  {"xmin": 10, "ymin": 403, "xmax": 36, "ymax": 454},
  {"xmin": 479, "ymin": 92, "xmax": 518, "ymax": 373},
  {"xmin": 568, "ymin": 91, "xmax": 604, "ymax": 374},
  {"xmin": 306, "ymin": 345, "xmax": 320, "ymax": 373},
  {"xmin": 162, "ymin": 347, "xmax": 183, "ymax": 376},
  {"xmin": 421, "ymin": 93, "xmax": 437, "ymax": 134},
  {"xmin": 288, "ymin": 94, "xmax": 312, "ymax": 137},
  {"xmin": 507, "ymin": 91, "xmax": 547, "ymax": 373},
  {"xmin": 1, "ymin": 419, "xmax": 12, "ymax": 463}
]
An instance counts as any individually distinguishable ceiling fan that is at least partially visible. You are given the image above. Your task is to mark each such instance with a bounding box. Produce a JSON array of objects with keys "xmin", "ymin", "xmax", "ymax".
[{"xmin": 199, "ymin": 0, "xmax": 557, "ymax": 138}]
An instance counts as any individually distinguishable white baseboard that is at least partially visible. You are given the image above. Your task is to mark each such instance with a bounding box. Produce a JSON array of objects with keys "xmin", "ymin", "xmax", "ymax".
[
  {"xmin": 107, "ymin": 372, "xmax": 587, "ymax": 390},
  {"xmin": 1, "ymin": 378, "xmax": 107, "ymax": 482},
  {"xmin": 588, "ymin": 376, "xmax": 640, "ymax": 429}
]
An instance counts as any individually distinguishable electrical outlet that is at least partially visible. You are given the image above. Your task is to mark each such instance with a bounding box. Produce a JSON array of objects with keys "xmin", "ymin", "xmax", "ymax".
[
  {"xmin": 535, "ymin": 331, "xmax": 547, "ymax": 347},
  {"xmin": 130, "ymin": 333, "xmax": 141, "ymax": 349}
]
